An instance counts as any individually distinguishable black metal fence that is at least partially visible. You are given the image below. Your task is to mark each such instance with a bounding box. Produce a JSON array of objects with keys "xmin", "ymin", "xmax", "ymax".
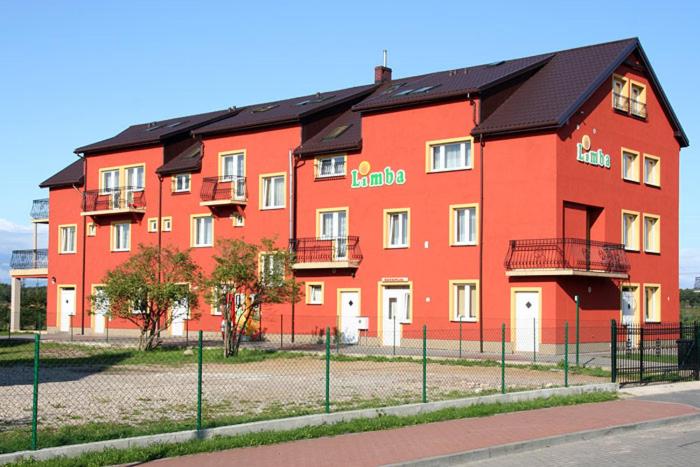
[
  {"xmin": 611, "ymin": 321, "xmax": 700, "ymax": 385},
  {"xmin": 290, "ymin": 236, "xmax": 363, "ymax": 264},
  {"xmin": 30, "ymin": 198, "xmax": 49, "ymax": 220},
  {"xmin": 82, "ymin": 187, "xmax": 146, "ymax": 212},
  {"xmin": 9, "ymin": 249, "xmax": 48, "ymax": 270},
  {"xmin": 200, "ymin": 176, "xmax": 247, "ymax": 202}
]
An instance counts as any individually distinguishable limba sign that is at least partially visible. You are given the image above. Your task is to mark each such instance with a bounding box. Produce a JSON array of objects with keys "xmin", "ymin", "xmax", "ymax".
[
  {"xmin": 351, "ymin": 161, "xmax": 406, "ymax": 188},
  {"xmin": 576, "ymin": 134, "xmax": 611, "ymax": 169}
]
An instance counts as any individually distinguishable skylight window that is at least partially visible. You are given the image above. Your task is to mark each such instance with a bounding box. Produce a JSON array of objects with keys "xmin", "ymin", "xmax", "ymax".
[
  {"xmin": 394, "ymin": 89, "xmax": 415, "ymax": 96},
  {"xmin": 486, "ymin": 60, "xmax": 505, "ymax": 68},
  {"xmin": 296, "ymin": 94, "xmax": 336, "ymax": 106},
  {"xmin": 145, "ymin": 123, "xmax": 165, "ymax": 132},
  {"xmin": 381, "ymin": 83, "xmax": 406, "ymax": 95},
  {"xmin": 166, "ymin": 120, "xmax": 188, "ymax": 128},
  {"xmin": 321, "ymin": 124, "xmax": 351, "ymax": 141},
  {"xmin": 252, "ymin": 104, "xmax": 279, "ymax": 113},
  {"xmin": 410, "ymin": 85, "xmax": 439, "ymax": 94}
]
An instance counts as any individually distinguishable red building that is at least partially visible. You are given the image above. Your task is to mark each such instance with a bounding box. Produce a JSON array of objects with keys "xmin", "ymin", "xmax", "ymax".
[{"xmin": 15, "ymin": 38, "xmax": 687, "ymax": 353}]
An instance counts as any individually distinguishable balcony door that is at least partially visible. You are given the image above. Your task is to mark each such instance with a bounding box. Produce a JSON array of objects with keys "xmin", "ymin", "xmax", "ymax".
[
  {"xmin": 125, "ymin": 166, "xmax": 144, "ymax": 207},
  {"xmin": 101, "ymin": 169, "xmax": 120, "ymax": 209},
  {"xmin": 320, "ymin": 210, "xmax": 347, "ymax": 260},
  {"xmin": 222, "ymin": 153, "xmax": 245, "ymax": 199}
]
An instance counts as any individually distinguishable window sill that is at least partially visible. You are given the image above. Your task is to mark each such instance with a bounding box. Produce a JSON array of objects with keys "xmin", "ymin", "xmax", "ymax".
[
  {"xmin": 171, "ymin": 191, "xmax": 191, "ymax": 195},
  {"xmin": 315, "ymin": 175, "xmax": 346, "ymax": 181},
  {"xmin": 427, "ymin": 167, "xmax": 472, "ymax": 174},
  {"xmin": 450, "ymin": 242, "xmax": 478, "ymax": 247},
  {"xmin": 192, "ymin": 245, "xmax": 213, "ymax": 248},
  {"xmin": 644, "ymin": 249, "xmax": 661, "ymax": 255},
  {"xmin": 59, "ymin": 251, "xmax": 77, "ymax": 255},
  {"xmin": 385, "ymin": 245, "xmax": 409, "ymax": 250},
  {"xmin": 624, "ymin": 247, "xmax": 640, "ymax": 253},
  {"xmin": 622, "ymin": 177, "xmax": 640, "ymax": 184},
  {"xmin": 307, "ymin": 302, "xmax": 323, "ymax": 306},
  {"xmin": 451, "ymin": 318, "xmax": 478, "ymax": 323},
  {"xmin": 261, "ymin": 206, "xmax": 285, "ymax": 211},
  {"xmin": 111, "ymin": 249, "xmax": 130, "ymax": 253},
  {"xmin": 644, "ymin": 182, "xmax": 661, "ymax": 189}
]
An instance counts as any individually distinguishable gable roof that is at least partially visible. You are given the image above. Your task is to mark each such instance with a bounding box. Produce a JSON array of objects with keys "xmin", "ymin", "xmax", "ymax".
[
  {"xmin": 39, "ymin": 159, "xmax": 84, "ymax": 188},
  {"xmin": 472, "ymin": 38, "xmax": 688, "ymax": 147},
  {"xmin": 156, "ymin": 141, "xmax": 202, "ymax": 175},
  {"xmin": 294, "ymin": 108, "xmax": 362, "ymax": 156}
]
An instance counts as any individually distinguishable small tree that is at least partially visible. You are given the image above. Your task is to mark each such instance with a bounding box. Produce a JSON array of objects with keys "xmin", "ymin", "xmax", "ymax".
[
  {"xmin": 206, "ymin": 238, "xmax": 298, "ymax": 357},
  {"xmin": 92, "ymin": 244, "xmax": 202, "ymax": 350}
]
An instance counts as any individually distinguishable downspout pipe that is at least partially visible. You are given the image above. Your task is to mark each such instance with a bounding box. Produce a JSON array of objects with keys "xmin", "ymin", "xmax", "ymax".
[
  {"xmin": 76, "ymin": 154, "xmax": 88, "ymax": 335},
  {"xmin": 288, "ymin": 149, "xmax": 296, "ymax": 343}
]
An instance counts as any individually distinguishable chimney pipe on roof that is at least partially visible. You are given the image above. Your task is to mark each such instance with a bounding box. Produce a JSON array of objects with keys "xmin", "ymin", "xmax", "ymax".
[{"xmin": 375, "ymin": 50, "xmax": 392, "ymax": 84}]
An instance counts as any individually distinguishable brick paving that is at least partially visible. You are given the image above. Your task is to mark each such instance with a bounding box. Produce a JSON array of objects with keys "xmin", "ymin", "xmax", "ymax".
[{"xmin": 146, "ymin": 399, "xmax": 698, "ymax": 467}]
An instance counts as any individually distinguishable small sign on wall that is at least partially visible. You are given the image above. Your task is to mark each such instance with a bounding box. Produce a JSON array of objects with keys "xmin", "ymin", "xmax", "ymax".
[{"xmin": 576, "ymin": 134, "xmax": 611, "ymax": 169}]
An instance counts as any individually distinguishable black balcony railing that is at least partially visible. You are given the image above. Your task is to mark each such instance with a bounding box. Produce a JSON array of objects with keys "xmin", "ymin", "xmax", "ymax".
[
  {"xmin": 30, "ymin": 198, "xmax": 49, "ymax": 220},
  {"xmin": 10, "ymin": 249, "xmax": 48, "ymax": 270},
  {"xmin": 200, "ymin": 176, "xmax": 247, "ymax": 203},
  {"xmin": 289, "ymin": 236, "xmax": 363, "ymax": 265},
  {"xmin": 504, "ymin": 238, "xmax": 630, "ymax": 275},
  {"xmin": 612, "ymin": 92, "xmax": 629, "ymax": 112},
  {"xmin": 82, "ymin": 186, "xmax": 146, "ymax": 213}
]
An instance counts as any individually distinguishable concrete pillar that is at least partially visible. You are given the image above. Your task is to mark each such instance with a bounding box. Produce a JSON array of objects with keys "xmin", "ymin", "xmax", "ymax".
[{"xmin": 10, "ymin": 276, "xmax": 21, "ymax": 331}]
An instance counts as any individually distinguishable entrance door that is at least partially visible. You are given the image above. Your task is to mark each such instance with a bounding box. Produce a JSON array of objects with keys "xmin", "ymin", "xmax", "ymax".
[
  {"xmin": 59, "ymin": 287, "xmax": 76, "ymax": 332},
  {"xmin": 320, "ymin": 210, "xmax": 348, "ymax": 260},
  {"xmin": 171, "ymin": 297, "xmax": 188, "ymax": 337},
  {"xmin": 339, "ymin": 290, "xmax": 360, "ymax": 344},
  {"xmin": 93, "ymin": 286, "xmax": 107, "ymax": 334},
  {"xmin": 621, "ymin": 289, "xmax": 637, "ymax": 326},
  {"xmin": 382, "ymin": 286, "xmax": 410, "ymax": 346},
  {"xmin": 514, "ymin": 290, "xmax": 540, "ymax": 352}
]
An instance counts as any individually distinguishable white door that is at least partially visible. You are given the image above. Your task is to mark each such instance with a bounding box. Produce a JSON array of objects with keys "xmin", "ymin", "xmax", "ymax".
[
  {"xmin": 320, "ymin": 211, "xmax": 347, "ymax": 259},
  {"xmin": 382, "ymin": 286, "xmax": 410, "ymax": 346},
  {"xmin": 514, "ymin": 291, "xmax": 540, "ymax": 352},
  {"xmin": 339, "ymin": 291, "xmax": 360, "ymax": 344},
  {"xmin": 222, "ymin": 153, "xmax": 245, "ymax": 199},
  {"xmin": 59, "ymin": 287, "xmax": 76, "ymax": 332},
  {"xmin": 621, "ymin": 290, "xmax": 636, "ymax": 326},
  {"xmin": 93, "ymin": 286, "xmax": 107, "ymax": 334},
  {"xmin": 171, "ymin": 298, "xmax": 188, "ymax": 337},
  {"xmin": 102, "ymin": 169, "xmax": 120, "ymax": 208}
]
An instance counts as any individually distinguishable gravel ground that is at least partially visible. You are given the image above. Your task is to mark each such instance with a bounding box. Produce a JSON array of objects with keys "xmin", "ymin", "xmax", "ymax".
[{"xmin": 0, "ymin": 356, "xmax": 604, "ymax": 431}]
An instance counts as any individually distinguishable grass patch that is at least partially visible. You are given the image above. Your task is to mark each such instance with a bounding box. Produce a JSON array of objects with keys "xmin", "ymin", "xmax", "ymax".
[{"xmin": 8, "ymin": 392, "xmax": 617, "ymax": 466}]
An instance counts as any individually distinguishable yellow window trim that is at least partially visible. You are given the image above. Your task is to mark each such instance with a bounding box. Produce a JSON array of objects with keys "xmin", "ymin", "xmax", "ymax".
[
  {"xmin": 171, "ymin": 173, "xmax": 191, "ymax": 193},
  {"xmin": 161, "ymin": 216, "xmax": 173, "ymax": 232},
  {"xmin": 376, "ymin": 280, "xmax": 413, "ymax": 338},
  {"xmin": 643, "ymin": 283, "xmax": 661, "ymax": 323},
  {"xmin": 110, "ymin": 221, "xmax": 131, "ymax": 252},
  {"xmin": 190, "ymin": 214, "xmax": 213, "ymax": 248},
  {"xmin": 218, "ymin": 149, "xmax": 247, "ymax": 177},
  {"xmin": 620, "ymin": 147, "xmax": 640, "ymax": 183},
  {"xmin": 87, "ymin": 222, "xmax": 96, "ymax": 237},
  {"xmin": 448, "ymin": 203, "xmax": 479, "ymax": 246},
  {"xmin": 383, "ymin": 208, "xmax": 411, "ymax": 249},
  {"xmin": 147, "ymin": 217, "xmax": 159, "ymax": 233},
  {"xmin": 612, "ymin": 74, "xmax": 629, "ymax": 99},
  {"xmin": 643, "ymin": 154, "xmax": 661, "ymax": 187},
  {"xmin": 231, "ymin": 213, "xmax": 245, "ymax": 227},
  {"xmin": 315, "ymin": 207, "xmax": 349, "ymax": 237},
  {"xmin": 306, "ymin": 281, "xmax": 325, "ymax": 305},
  {"xmin": 448, "ymin": 279, "xmax": 480, "ymax": 322},
  {"xmin": 58, "ymin": 224, "xmax": 78, "ymax": 254},
  {"xmin": 629, "ymin": 79, "xmax": 647, "ymax": 103},
  {"xmin": 621, "ymin": 283, "xmax": 641, "ymax": 326},
  {"xmin": 425, "ymin": 136, "xmax": 474, "ymax": 173},
  {"xmin": 314, "ymin": 154, "xmax": 347, "ymax": 178},
  {"xmin": 509, "ymin": 287, "xmax": 543, "ymax": 345},
  {"xmin": 642, "ymin": 213, "xmax": 661, "ymax": 254},
  {"xmin": 98, "ymin": 163, "xmax": 147, "ymax": 191},
  {"xmin": 621, "ymin": 209, "xmax": 641, "ymax": 252},
  {"xmin": 258, "ymin": 172, "xmax": 287, "ymax": 210}
]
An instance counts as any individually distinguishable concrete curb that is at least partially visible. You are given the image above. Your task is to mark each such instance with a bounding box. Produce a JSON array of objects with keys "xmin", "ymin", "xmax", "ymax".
[
  {"xmin": 390, "ymin": 411, "xmax": 700, "ymax": 467},
  {"xmin": 0, "ymin": 383, "xmax": 617, "ymax": 465}
]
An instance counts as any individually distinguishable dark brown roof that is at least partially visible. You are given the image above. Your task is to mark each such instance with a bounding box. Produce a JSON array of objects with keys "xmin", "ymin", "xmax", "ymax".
[
  {"xmin": 75, "ymin": 108, "xmax": 238, "ymax": 155},
  {"xmin": 193, "ymin": 84, "xmax": 377, "ymax": 137},
  {"xmin": 39, "ymin": 159, "xmax": 84, "ymax": 188},
  {"xmin": 294, "ymin": 109, "xmax": 362, "ymax": 156},
  {"xmin": 156, "ymin": 141, "xmax": 202, "ymax": 175}
]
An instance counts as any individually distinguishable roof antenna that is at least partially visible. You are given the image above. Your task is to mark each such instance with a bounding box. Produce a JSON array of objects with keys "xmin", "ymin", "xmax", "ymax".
[{"xmin": 383, "ymin": 49, "xmax": 388, "ymax": 68}]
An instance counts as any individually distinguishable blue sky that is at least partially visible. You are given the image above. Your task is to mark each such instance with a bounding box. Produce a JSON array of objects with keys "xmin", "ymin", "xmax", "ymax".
[{"xmin": 0, "ymin": 0, "xmax": 698, "ymax": 285}]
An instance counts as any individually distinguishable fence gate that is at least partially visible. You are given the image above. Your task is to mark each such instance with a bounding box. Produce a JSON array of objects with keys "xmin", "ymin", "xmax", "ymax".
[{"xmin": 611, "ymin": 321, "xmax": 700, "ymax": 385}]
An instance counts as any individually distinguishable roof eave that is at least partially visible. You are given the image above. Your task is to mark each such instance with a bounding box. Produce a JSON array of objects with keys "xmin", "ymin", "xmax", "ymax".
[
  {"xmin": 353, "ymin": 90, "xmax": 478, "ymax": 114},
  {"xmin": 472, "ymin": 122, "xmax": 560, "ymax": 138},
  {"xmin": 193, "ymin": 117, "xmax": 300, "ymax": 138},
  {"xmin": 294, "ymin": 140, "xmax": 362, "ymax": 157}
]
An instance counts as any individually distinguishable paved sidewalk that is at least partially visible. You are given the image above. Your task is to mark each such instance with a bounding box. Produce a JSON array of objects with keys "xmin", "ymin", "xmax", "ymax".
[{"xmin": 146, "ymin": 399, "xmax": 698, "ymax": 467}]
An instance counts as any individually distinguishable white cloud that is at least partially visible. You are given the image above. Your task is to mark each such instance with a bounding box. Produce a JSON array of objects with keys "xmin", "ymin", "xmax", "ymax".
[{"xmin": 0, "ymin": 218, "xmax": 32, "ymax": 234}]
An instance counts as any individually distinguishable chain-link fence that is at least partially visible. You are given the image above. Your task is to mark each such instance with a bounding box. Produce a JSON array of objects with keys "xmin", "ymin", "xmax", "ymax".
[{"xmin": 0, "ymin": 320, "xmax": 609, "ymax": 454}]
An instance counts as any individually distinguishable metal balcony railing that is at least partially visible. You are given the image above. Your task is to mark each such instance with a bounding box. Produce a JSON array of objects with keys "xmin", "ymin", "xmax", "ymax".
[
  {"xmin": 504, "ymin": 238, "xmax": 630, "ymax": 275},
  {"xmin": 612, "ymin": 92, "xmax": 629, "ymax": 112},
  {"xmin": 30, "ymin": 198, "xmax": 49, "ymax": 220},
  {"xmin": 613, "ymin": 93, "xmax": 647, "ymax": 119},
  {"xmin": 82, "ymin": 186, "xmax": 146, "ymax": 213},
  {"xmin": 10, "ymin": 249, "xmax": 48, "ymax": 270},
  {"xmin": 200, "ymin": 176, "xmax": 247, "ymax": 203},
  {"xmin": 289, "ymin": 236, "xmax": 363, "ymax": 265},
  {"xmin": 630, "ymin": 98, "xmax": 647, "ymax": 118}
]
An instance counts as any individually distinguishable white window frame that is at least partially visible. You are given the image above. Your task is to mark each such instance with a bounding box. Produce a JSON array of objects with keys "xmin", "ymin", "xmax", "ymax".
[
  {"xmin": 161, "ymin": 217, "xmax": 172, "ymax": 232},
  {"xmin": 426, "ymin": 138, "xmax": 473, "ymax": 173},
  {"xmin": 643, "ymin": 154, "xmax": 660, "ymax": 187},
  {"xmin": 192, "ymin": 215, "xmax": 213, "ymax": 248},
  {"xmin": 59, "ymin": 225, "xmax": 77, "ymax": 254},
  {"xmin": 621, "ymin": 148, "xmax": 640, "ymax": 182},
  {"xmin": 172, "ymin": 173, "xmax": 191, "ymax": 193},
  {"xmin": 112, "ymin": 222, "xmax": 131, "ymax": 252},
  {"xmin": 643, "ymin": 214, "xmax": 660, "ymax": 253},
  {"xmin": 232, "ymin": 213, "xmax": 245, "ymax": 227},
  {"xmin": 450, "ymin": 281, "xmax": 479, "ymax": 322},
  {"xmin": 450, "ymin": 204, "xmax": 478, "ymax": 246},
  {"xmin": 384, "ymin": 209, "xmax": 409, "ymax": 248},
  {"xmin": 622, "ymin": 210, "xmax": 640, "ymax": 251},
  {"xmin": 316, "ymin": 155, "xmax": 346, "ymax": 178},
  {"xmin": 147, "ymin": 218, "xmax": 159, "ymax": 233},
  {"xmin": 260, "ymin": 174, "xmax": 286, "ymax": 210},
  {"xmin": 306, "ymin": 283, "xmax": 324, "ymax": 305},
  {"xmin": 644, "ymin": 284, "xmax": 661, "ymax": 323}
]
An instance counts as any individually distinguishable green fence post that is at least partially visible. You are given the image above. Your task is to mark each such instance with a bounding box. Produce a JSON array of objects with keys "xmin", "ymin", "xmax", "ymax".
[
  {"xmin": 422, "ymin": 325, "xmax": 427, "ymax": 403},
  {"xmin": 575, "ymin": 295, "xmax": 580, "ymax": 366},
  {"xmin": 611, "ymin": 320, "xmax": 617, "ymax": 383},
  {"xmin": 564, "ymin": 322, "xmax": 569, "ymax": 387},
  {"xmin": 325, "ymin": 326, "xmax": 331, "ymax": 413},
  {"xmin": 31, "ymin": 333, "xmax": 40, "ymax": 450},
  {"xmin": 196, "ymin": 330, "xmax": 203, "ymax": 431},
  {"xmin": 533, "ymin": 317, "xmax": 537, "ymax": 364},
  {"xmin": 501, "ymin": 323, "xmax": 506, "ymax": 394}
]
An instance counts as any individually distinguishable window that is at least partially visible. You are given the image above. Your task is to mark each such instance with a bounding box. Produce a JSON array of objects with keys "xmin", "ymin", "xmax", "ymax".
[
  {"xmin": 162, "ymin": 217, "xmax": 172, "ymax": 232},
  {"xmin": 450, "ymin": 281, "xmax": 479, "ymax": 322},
  {"xmin": 622, "ymin": 149, "xmax": 640, "ymax": 182},
  {"xmin": 125, "ymin": 166, "xmax": 145, "ymax": 191},
  {"xmin": 316, "ymin": 155, "xmax": 346, "ymax": 178},
  {"xmin": 220, "ymin": 151, "xmax": 246, "ymax": 199},
  {"xmin": 87, "ymin": 222, "xmax": 96, "ymax": 237},
  {"xmin": 318, "ymin": 208, "xmax": 348, "ymax": 259},
  {"xmin": 191, "ymin": 215, "xmax": 213, "ymax": 247},
  {"xmin": 260, "ymin": 174, "xmax": 285, "ymax": 209},
  {"xmin": 384, "ymin": 209, "xmax": 409, "ymax": 248},
  {"xmin": 232, "ymin": 213, "xmax": 245, "ymax": 227},
  {"xmin": 112, "ymin": 222, "xmax": 131, "ymax": 252},
  {"xmin": 612, "ymin": 75, "xmax": 629, "ymax": 111},
  {"xmin": 172, "ymin": 174, "xmax": 191, "ymax": 192},
  {"xmin": 306, "ymin": 282, "xmax": 324, "ymax": 305},
  {"xmin": 622, "ymin": 210, "xmax": 640, "ymax": 251},
  {"xmin": 643, "ymin": 214, "xmax": 660, "ymax": 253},
  {"xmin": 59, "ymin": 225, "xmax": 77, "ymax": 254},
  {"xmin": 427, "ymin": 138, "xmax": 473, "ymax": 172},
  {"xmin": 259, "ymin": 253, "xmax": 283, "ymax": 284},
  {"xmin": 450, "ymin": 204, "xmax": 477, "ymax": 246},
  {"xmin": 643, "ymin": 154, "xmax": 660, "ymax": 187},
  {"xmin": 630, "ymin": 81, "xmax": 647, "ymax": 118},
  {"xmin": 644, "ymin": 285, "xmax": 661, "ymax": 323},
  {"xmin": 147, "ymin": 218, "xmax": 158, "ymax": 233}
]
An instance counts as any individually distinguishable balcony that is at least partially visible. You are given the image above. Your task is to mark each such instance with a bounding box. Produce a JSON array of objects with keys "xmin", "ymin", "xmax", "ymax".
[
  {"xmin": 30, "ymin": 198, "xmax": 49, "ymax": 223},
  {"xmin": 613, "ymin": 93, "xmax": 647, "ymax": 119},
  {"xmin": 290, "ymin": 236, "xmax": 363, "ymax": 270},
  {"xmin": 10, "ymin": 249, "xmax": 48, "ymax": 276},
  {"xmin": 504, "ymin": 238, "xmax": 630, "ymax": 279},
  {"xmin": 200, "ymin": 176, "xmax": 247, "ymax": 207},
  {"xmin": 82, "ymin": 187, "xmax": 146, "ymax": 216}
]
